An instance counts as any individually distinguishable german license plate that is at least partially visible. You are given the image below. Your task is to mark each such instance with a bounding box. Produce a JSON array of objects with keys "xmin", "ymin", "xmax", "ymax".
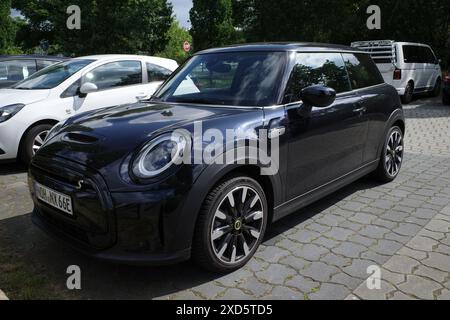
[{"xmin": 35, "ymin": 182, "xmax": 73, "ymax": 215}]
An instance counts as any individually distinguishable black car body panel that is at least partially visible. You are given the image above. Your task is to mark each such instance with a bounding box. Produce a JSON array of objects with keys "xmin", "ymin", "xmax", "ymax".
[{"xmin": 29, "ymin": 43, "xmax": 404, "ymax": 265}]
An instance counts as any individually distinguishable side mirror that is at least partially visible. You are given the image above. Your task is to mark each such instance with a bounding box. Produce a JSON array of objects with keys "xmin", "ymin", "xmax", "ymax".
[
  {"xmin": 79, "ymin": 82, "xmax": 98, "ymax": 96},
  {"xmin": 300, "ymin": 85, "xmax": 336, "ymax": 108}
]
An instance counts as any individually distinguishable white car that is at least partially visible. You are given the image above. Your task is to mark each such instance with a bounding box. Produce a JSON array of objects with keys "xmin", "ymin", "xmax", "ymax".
[
  {"xmin": 0, "ymin": 55, "xmax": 178, "ymax": 163},
  {"xmin": 351, "ymin": 40, "xmax": 442, "ymax": 104}
]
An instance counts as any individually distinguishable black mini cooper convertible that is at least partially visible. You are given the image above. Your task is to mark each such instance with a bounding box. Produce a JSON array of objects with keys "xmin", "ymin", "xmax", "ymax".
[{"xmin": 29, "ymin": 43, "xmax": 405, "ymax": 272}]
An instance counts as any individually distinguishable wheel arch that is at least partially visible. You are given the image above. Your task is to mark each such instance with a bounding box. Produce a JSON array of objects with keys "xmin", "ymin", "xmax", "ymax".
[
  {"xmin": 18, "ymin": 119, "xmax": 59, "ymax": 156},
  {"xmin": 377, "ymin": 109, "xmax": 405, "ymax": 158},
  {"xmin": 174, "ymin": 162, "xmax": 282, "ymax": 254}
]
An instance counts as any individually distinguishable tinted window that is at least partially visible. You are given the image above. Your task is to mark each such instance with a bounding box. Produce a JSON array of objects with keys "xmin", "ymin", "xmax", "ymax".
[
  {"xmin": 0, "ymin": 60, "xmax": 37, "ymax": 81},
  {"xmin": 83, "ymin": 60, "xmax": 142, "ymax": 90},
  {"xmin": 342, "ymin": 53, "xmax": 384, "ymax": 89},
  {"xmin": 13, "ymin": 59, "xmax": 94, "ymax": 90},
  {"xmin": 154, "ymin": 52, "xmax": 286, "ymax": 107},
  {"xmin": 147, "ymin": 63, "xmax": 172, "ymax": 82},
  {"xmin": 283, "ymin": 52, "xmax": 351, "ymax": 103},
  {"xmin": 403, "ymin": 45, "xmax": 436, "ymax": 64},
  {"xmin": 37, "ymin": 60, "xmax": 59, "ymax": 70}
]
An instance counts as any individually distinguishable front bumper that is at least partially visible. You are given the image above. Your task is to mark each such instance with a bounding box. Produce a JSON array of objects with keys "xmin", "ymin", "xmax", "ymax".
[
  {"xmin": 29, "ymin": 155, "xmax": 192, "ymax": 265},
  {"xmin": 0, "ymin": 118, "xmax": 23, "ymax": 160}
]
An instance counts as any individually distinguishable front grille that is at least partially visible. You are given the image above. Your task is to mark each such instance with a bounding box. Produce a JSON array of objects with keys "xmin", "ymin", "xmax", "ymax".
[{"xmin": 30, "ymin": 155, "xmax": 116, "ymax": 250}]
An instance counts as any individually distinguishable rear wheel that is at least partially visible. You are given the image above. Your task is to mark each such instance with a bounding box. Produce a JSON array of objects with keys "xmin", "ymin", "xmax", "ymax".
[
  {"xmin": 401, "ymin": 82, "xmax": 414, "ymax": 104},
  {"xmin": 373, "ymin": 126, "xmax": 404, "ymax": 183},
  {"xmin": 192, "ymin": 176, "xmax": 268, "ymax": 273},
  {"xmin": 20, "ymin": 124, "xmax": 53, "ymax": 164}
]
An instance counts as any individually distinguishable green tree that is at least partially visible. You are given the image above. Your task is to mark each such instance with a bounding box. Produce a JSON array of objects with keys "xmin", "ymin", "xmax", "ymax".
[
  {"xmin": 157, "ymin": 20, "xmax": 192, "ymax": 63},
  {"xmin": 12, "ymin": 0, "xmax": 173, "ymax": 56},
  {"xmin": 190, "ymin": 0, "xmax": 236, "ymax": 51},
  {"xmin": 0, "ymin": 0, "xmax": 16, "ymax": 54}
]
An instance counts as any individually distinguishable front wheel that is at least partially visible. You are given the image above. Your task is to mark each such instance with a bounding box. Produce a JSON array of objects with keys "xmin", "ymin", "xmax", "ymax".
[
  {"xmin": 401, "ymin": 83, "xmax": 414, "ymax": 104},
  {"xmin": 373, "ymin": 126, "xmax": 404, "ymax": 183},
  {"xmin": 192, "ymin": 176, "xmax": 268, "ymax": 273},
  {"xmin": 20, "ymin": 124, "xmax": 53, "ymax": 164},
  {"xmin": 430, "ymin": 78, "xmax": 441, "ymax": 97}
]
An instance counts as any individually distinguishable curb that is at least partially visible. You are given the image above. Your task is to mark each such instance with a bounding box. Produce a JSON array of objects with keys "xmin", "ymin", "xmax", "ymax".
[{"xmin": 0, "ymin": 289, "xmax": 8, "ymax": 300}]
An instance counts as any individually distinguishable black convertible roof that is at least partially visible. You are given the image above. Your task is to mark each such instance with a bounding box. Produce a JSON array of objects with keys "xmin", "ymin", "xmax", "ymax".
[{"xmin": 197, "ymin": 42, "xmax": 363, "ymax": 55}]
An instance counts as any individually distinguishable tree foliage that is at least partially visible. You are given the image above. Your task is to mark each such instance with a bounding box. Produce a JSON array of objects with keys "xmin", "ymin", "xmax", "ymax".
[
  {"xmin": 157, "ymin": 20, "xmax": 192, "ymax": 64},
  {"xmin": 190, "ymin": 0, "xmax": 236, "ymax": 51},
  {"xmin": 12, "ymin": 0, "xmax": 173, "ymax": 56},
  {"xmin": 0, "ymin": 0, "xmax": 16, "ymax": 54},
  {"xmin": 233, "ymin": 0, "xmax": 450, "ymax": 67}
]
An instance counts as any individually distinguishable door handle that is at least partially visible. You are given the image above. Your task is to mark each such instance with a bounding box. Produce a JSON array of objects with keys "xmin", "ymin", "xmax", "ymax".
[
  {"xmin": 136, "ymin": 93, "xmax": 149, "ymax": 101},
  {"xmin": 353, "ymin": 107, "xmax": 367, "ymax": 114},
  {"xmin": 268, "ymin": 127, "xmax": 286, "ymax": 139}
]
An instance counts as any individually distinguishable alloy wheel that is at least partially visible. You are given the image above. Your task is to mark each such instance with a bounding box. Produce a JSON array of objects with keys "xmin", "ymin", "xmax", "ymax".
[
  {"xmin": 32, "ymin": 130, "xmax": 49, "ymax": 155},
  {"xmin": 210, "ymin": 186, "xmax": 265, "ymax": 265},
  {"xmin": 384, "ymin": 129, "xmax": 404, "ymax": 177}
]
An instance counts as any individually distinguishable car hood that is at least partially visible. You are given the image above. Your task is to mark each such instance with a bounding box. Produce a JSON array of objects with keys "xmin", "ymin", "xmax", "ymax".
[
  {"xmin": 39, "ymin": 102, "xmax": 262, "ymax": 181},
  {"xmin": 0, "ymin": 88, "xmax": 51, "ymax": 107}
]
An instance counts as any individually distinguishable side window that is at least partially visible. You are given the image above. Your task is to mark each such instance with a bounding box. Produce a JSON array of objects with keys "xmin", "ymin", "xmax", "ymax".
[
  {"xmin": 83, "ymin": 60, "xmax": 142, "ymax": 90},
  {"xmin": 37, "ymin": 60, "xmax": 59, "ymax": 71},
  {"xmin": 403, "ymin": 45, "xmax": 423, "ymax": 63},
  {"xmin": 423, "ymin": 47, "xmax": 436, "ymax": 64},
  {"xmin": 342, "ymin": 53, "xmax": 384, "ymax": 90},
  {"xmin": 146, "ymin": 63, "xmax": 172, "ymax": 82},
  {"xmin": 61, "ymin": 79, "xmax": 81, "ymax": 98},
  {"xmin": 283, "ymin": 52, "xmax": 351, "ymax": 103},
  {"xmin": 0, "ymin": 59, "xmax": 37, "ymax": 81}
]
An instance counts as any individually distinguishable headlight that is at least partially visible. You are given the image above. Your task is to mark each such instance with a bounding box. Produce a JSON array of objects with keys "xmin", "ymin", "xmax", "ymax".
[
  {"xmin": 131, "ymin": 132, "xmax": 190, "ymax": 179},
  {"xmin": 0, "ymin": 104, "xmax": 25, "ymax": 123}
]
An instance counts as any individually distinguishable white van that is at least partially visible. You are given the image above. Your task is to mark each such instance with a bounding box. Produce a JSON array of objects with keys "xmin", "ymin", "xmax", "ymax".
[{"xmin": 351, "ymin": 40, "xmax": 442, "ymax": 104}]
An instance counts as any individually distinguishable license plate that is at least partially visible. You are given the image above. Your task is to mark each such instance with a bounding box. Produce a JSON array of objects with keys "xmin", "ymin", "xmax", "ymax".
[{"xmin": 35, "ymin": 182, "xmax": 73, "ymax": 215}]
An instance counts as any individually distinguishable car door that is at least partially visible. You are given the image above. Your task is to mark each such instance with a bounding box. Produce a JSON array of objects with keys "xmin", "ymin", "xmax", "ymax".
[
  {"xmin": 74, "ymin": 60, "xmax": 146, "ymax": 114},
  {"xmin": 284, "ymin": 52, "xmax": 367, "ymax": 200},
  {"xmin": 341, "ymin": 53, "xmax": 390, "ymax": 163}
]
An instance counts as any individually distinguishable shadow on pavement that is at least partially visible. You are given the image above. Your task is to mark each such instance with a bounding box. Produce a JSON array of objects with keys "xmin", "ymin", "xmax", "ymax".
[
  {"xmin": 0, "ymin": 162, "xmax": 27, "ymax": 176},
  {"xmin": 0, "ymin": 176, "xmax": 381, "ymax": 300}
]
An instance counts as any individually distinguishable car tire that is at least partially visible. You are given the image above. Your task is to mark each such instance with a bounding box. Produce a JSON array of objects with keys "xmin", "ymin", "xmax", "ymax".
[
  {"xmin": 401, "ymin": 83, "xmax": 414, "ymax": 104},
  {"xmin": 20, "ymin": 124, "xmax": 53, "ymax": 164},
  {"xmin": 373, "ymin": 126, "xmax": 404, "ymax": 183},
  {"xmin": 192, "ymin": 175, "xmax": 268, "ymax": 273},
  {"xmin": 430, "ymin": 78, "xmax": 441, "ymax": 97}
]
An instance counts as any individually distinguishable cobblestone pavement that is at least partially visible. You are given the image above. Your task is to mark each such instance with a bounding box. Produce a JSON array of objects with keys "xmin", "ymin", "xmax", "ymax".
[{"xmin": 0, "ymin": 97, "xmax": 449, "ymax": 300}]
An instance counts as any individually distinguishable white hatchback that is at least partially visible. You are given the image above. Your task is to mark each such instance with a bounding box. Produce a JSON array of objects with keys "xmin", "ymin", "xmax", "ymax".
[
  {"xmin": 351, "ymin": 40, "xmax": 442, "ymax": 104},
  {"xmin": 0, "ymin": 55, "xmax": 178, "ymax": 163}
]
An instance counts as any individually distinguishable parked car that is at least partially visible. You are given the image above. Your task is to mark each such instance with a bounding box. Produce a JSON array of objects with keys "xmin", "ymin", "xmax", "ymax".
[
  {"xmin": 443, "ymin": 68, "xmax": 450, "ymax": 105},
  {"xmin": 29, "ymin": 43, "xmax": 404, "ymax": 273},
  {"xmin": 0, "ymin": 55, "xmax": 178, "ymax": 163},
  {"xmin": 351, "ymin": 40, "xmax": 442, "ymax": 104},
  {"xmin": 0, "ymin": 55, "xmax": 67, "ymax": 89}
]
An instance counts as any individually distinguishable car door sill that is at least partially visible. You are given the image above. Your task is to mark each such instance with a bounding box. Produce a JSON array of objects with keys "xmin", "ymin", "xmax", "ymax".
[{"xmin": 273, "ymin": 160, "xmax": 379, "ymax": 222}]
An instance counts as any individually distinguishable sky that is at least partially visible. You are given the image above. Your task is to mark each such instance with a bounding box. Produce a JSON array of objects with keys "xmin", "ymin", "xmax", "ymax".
[
  {"xmin": 11, "ymin": 1, "xmax": 194, "ymax": 29},
  {"xmin": 170, "ymin": 0, "xmax": 193, "ymax": 29}
]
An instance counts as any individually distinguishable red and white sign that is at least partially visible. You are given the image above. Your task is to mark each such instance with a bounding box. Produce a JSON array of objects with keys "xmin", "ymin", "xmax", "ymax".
[{"xmin": 183, "ymin": 41, "xmax": 191, "ymax": 53}]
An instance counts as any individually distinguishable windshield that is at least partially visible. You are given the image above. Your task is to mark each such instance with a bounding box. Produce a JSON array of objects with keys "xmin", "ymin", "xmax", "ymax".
[
  {"xmin": 13, "ymin": 59, "xmax": 95, "ymax": 90},
  {"xmin": 153, "ymin": 52, "xmax": 287, "ymax": 107}
]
